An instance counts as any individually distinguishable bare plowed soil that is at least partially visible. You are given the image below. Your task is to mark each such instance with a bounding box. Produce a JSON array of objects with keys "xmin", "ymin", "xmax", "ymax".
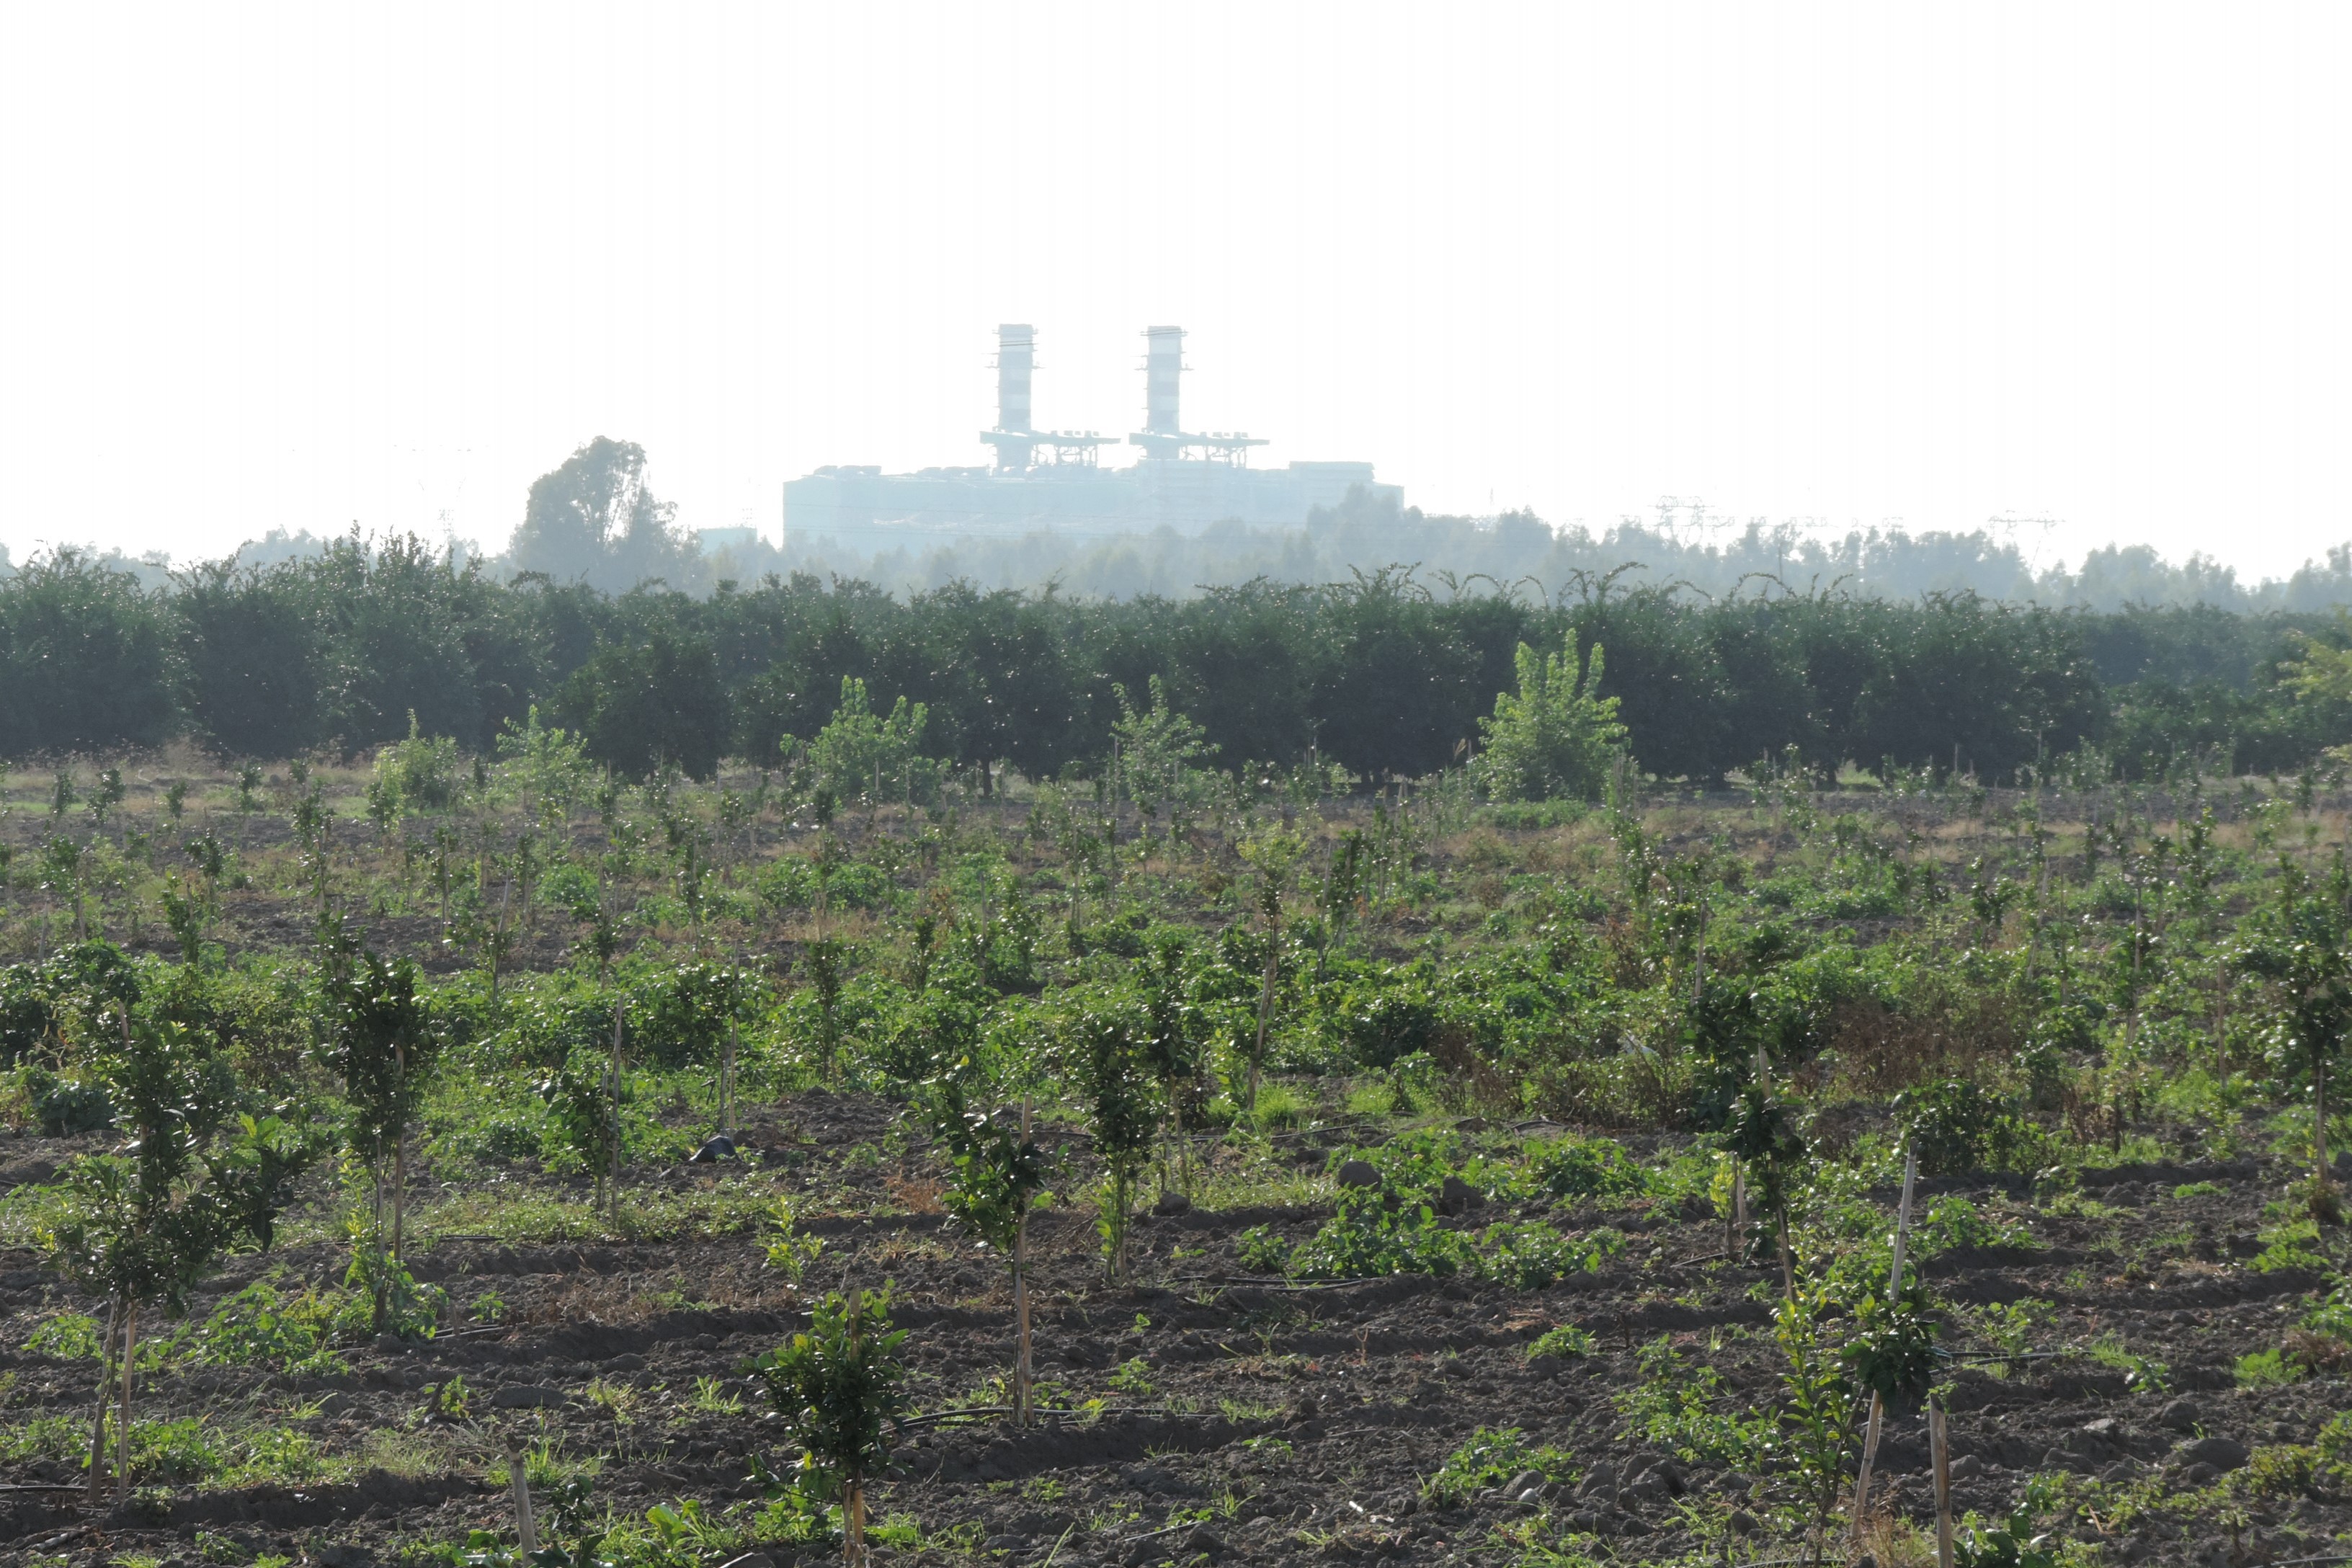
[{"xmin": 0, "ymin": 1095, "xmax": 2335, "ymax": 1568}]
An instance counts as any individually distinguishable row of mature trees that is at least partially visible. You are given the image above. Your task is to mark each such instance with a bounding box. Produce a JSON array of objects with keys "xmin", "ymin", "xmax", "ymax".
[{"xmin": 1, "ymin": 540, "xmax": 2346, "ymax": 785}]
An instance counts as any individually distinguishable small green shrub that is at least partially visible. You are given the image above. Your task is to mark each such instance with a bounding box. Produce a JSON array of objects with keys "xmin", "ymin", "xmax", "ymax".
[
  {"xmin": 1234, "ymin": 1226, "xmax": 1292, "ymax": 1275},
  {"xmin": 0, "ymin": 1414, "xmax": 89, "ymax": 1462},
  {"xmin": 1613, "ymin": 1337, "xmax": 1773, "ymax": 1466},
  {"xmin": 426, "ymin": 1376, "xmax": 473, "ymax": 1419},
  {"xmin": 2253, "ymin": 1219, "xmax": 2330, "ymax": 1274},
  {"xmin": 1334, "ymin": 993, "xmax": 1442, "ymax": 1072},
  {"xmin": 25, "ymin": 1312, "xmax": 102, "ymax": 1360},
  {"xmin": 1893, "ymin": 1078, "xmax": 2005, "ymax": 1175},
  {"xmin": 1527, "ymin": 1323, "xmax": 1596, "ymax": 1359},
  {"xmin": 2235, "ymin": 1348, "xmax": 2297, "ymax": 1387},
  {"xmin": 1958, "ymin": 1297, "xmax": 2054, "ymax": 1371},
  {"xmin": 1289, "ymin": 1192, "xmax": 1478, "ymax": 1280},
  {"xmin": 130, "ymin": 1417, "xmax": 223, "ymax": 1483},
  {"xmin": 1524, "ymin": 1134, "xmax": 1648, "ymax": 1199},
  {"xmin": 20, "ymin": 1066, "xmax": 112, "ymax": 1136},
  {"xmin": 2235, "ymin": 1443, "xmax": 2318, "ymax": 1500},
  {"xmin": 1250, "ymin": 1082, "xmax": 1309, "ymax": 1131},
  {"xmin": 1914, "ymin": 1195, "xmax": 2037, "ymax": 1255},
  {"xmin": 197, "ymin": 1281, "xmax": 346, "ymax": 1375},
  {"xmin": 764, "ymin": 1197, "xmax": 827, "ymax": 1283},
  {"xmin": 1421, "ymin": 1426, "xmax": 1572, "ymax": 1507},
  {"xmin": 335, "ymin": 1243, "xmax": 445, "ymax": 1343},
  {"xmin": 1477, "ymin": 1222, "xmax": 1624, "ymax": 1288},
  {"xmin": 2085, "ymin": 1332, "xmax": 2168, "ymax": 1394},
  {"xmin": 233, "ymin": 1425, "xmax": 322, "ymax": 1484},
  {"xmin": 1952, "ymin": 1474, "xmax": 2067, "ymax": 1568},
  {"xmin": 747, "ymin": 1288, "xmax": 909, "ymax": 1567}
]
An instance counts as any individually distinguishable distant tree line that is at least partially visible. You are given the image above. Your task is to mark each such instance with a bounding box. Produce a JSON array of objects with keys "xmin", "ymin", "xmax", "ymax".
[
  {"xmin": 1, "ymin": 538, "xmax": 2346, "ymax": 785},
  {"xmin": 788, "ymin": 490, "xmax": 2352, "ymax": 615}
]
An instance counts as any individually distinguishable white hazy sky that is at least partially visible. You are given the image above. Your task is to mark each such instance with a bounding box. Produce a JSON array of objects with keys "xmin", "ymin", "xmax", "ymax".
[{"xmin": 1, "ymin": 3, "xmax": 2346, "ymax": 579}]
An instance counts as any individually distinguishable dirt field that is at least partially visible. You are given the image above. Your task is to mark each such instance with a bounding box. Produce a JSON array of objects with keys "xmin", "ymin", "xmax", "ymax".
[{"xmin": 0, "ymin": 1085, "xmax": 2327, "ymax": 1568}]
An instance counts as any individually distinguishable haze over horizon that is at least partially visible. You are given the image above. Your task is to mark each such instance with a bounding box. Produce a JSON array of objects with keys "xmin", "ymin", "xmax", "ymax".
[{"xmin": 4, "ymin": 2, "xmax": 2348, "ymax": 582}]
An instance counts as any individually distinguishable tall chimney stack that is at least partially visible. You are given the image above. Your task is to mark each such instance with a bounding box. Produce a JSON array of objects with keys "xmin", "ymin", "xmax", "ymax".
[
  {"xmin": 997, "ymin": 324, "xmax": 1035, "ymax": 434},
  {"xmin": 979, "ymin": 324, "xmax": 1039, "ymax": 471},
  {"xmin": 1143, "ymin": 326, "xmax": 1184, "ymax": 440}
]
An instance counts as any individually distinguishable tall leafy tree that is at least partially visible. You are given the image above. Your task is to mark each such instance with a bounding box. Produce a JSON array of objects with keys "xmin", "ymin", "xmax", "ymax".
[
  {"xmin": 316, "ymin": 935, "xmax": 444, "ymax": 1329},
  {"xmin": 751, "ymin": 1289, "xmax": 910, "ymax": 1568},
  {"xmin": 554, "ymin": 625, "xmax": 730, "ymax": 780},
  {"xmin": 510, "ymin": 436, "xmax": 698, "ymax": 592},
  {"xmin": 42, "ymin": 1015, "xmax": 311, "ymax": 1502},
  {"xmin": 1474, "ymin": 636, "xmax": 1626, "ymax": 801},
  {"xmin": 930, "ymin": 1095, "xmax": 1052, "ymax": 1424},
  {"xmin": 1308, "ymin": 568, "xmax": 1484, "ymax": 779},
  {"xmin": 1056, "ymin": 999, "xmax": 1159, "ymax": 1281},
  {"xmin": 0, "ymin": 550, "xmax": 174, "ymax": 755},
  {"xmin": 172, "ymin": 560, "xmax": 322, "ymax": 757},
  {"xmin": 2239, "ymin": 858, "xmax": 2352, "ymax": 1215}
]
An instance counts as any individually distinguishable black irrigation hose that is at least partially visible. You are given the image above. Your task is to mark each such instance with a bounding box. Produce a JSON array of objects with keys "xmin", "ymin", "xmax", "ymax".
[
  {"xmin": 897, "ymin": 1402, "xmax": 1232, "ymax": 1432},
  {"xmin": 1195, "ymin": 1274, "xmax": 1413, "ymax": 1293}
]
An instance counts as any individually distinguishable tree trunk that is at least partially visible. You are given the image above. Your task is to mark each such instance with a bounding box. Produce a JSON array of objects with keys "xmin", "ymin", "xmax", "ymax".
[
  {"xmin": 393, "ymin": 1130, "xmax": 406, "ymax": 1262},
  {"xmin": 1012, "ymin": 1238, "xmax": 1032, "ymax": 1428},
  {"xmin": 117, "ymin": 1301, "xmax": 136, "ymax": 1504},
  {"xmin": 724, "ymin": 1015, "xmax": 740, "ymax": 1136},
  {"xmin": 1692, "ymin": 883, "xmax": 1706, "ymax": 1002},
  {"xmin": 1015, "ymin": 1100, "xmax": 1035, "ymax": 1426},
  {"xmin": 845, "ymin": 1289, "xmax": 867, "ymax": 1567},
  {"xmin": 610, "ymin": 1001, "xmax": 627, "ymax": 1221},
  {"xmin": 1249, "ymin": 945, "xmax": 1277, "ymax": 1114},
  {"xmin": 845, "ymin": 1477, "xmax": 868, "ymax": 1568},
  {"xmin": 1108, "ymin": 1168, "xmax": 1130, "ymax": 1283},
  {"xmin": 85, "ymin": 1301, "xmax": 115, "ymax": 1506},
  {"xmin": 1850, "ymin": 1393, "xmax": 1884, "ymax": 1543},
  {"xmin": 2317, "ymin": 1052, "xmax": 2333, "ymax": 1198}
]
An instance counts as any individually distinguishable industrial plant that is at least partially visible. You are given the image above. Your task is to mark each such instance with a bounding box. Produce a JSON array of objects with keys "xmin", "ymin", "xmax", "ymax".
[{"xmin": 781, "ymin": 326, "xmax": 1402, "ymax": 553}]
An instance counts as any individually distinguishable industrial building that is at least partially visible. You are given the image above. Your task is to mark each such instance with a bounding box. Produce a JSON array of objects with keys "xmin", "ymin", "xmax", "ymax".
[{"xmin": 781, "ymin": 326, "xmax": 1402, "ymax": 553}]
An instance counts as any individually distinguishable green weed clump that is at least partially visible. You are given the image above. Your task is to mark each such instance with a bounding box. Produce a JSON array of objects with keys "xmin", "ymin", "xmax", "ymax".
[
  {"xmin": 1477, "ymin": 1221, "xmax": 1625, "ymax": 1288},
  {"xmin": 194, "ymin": 1280, "xmax": 348, "ymax": 1375},
  {"xmin": 1613, "ymin": 1337, "xmax": 1773, "ymax": 1467},
  {"xmin": 1288, "ymin": 1190, "xmax": 1479, "ymax": 1280},
  {"xmin": 1527, "ymin": 1323, "xmax": 1597, "ymax": 1359},
  {"xmin": 1421, "ymin": 1426, "xmax": 1574, "ymax": 1507},
  {"xmin": 1912, "ymin": 1195, "xmax": 2040, "ymax": 1256},
  {"xmin": 1525, "ymin": 1134, "xmax": 1651, "ymax": 1199}
]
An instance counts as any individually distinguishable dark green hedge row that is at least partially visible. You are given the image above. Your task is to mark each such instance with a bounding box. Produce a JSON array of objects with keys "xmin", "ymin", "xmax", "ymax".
[{"xmin": 0, "ymin": 540, "xmax": 2341, "ymax": 783}]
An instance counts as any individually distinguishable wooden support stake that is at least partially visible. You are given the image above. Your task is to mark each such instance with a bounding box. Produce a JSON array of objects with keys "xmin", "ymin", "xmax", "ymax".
[
  {"xmin": 1015, "ymin": 1099, "xmax": 1034, "ymax": 1429},
  {"xmin": 608, "ymin": 1000, "xmax": 627, "ymax": 1220},
  {"xmin": 1930, "ymin": 1400, "xmax": 1954, "ymax": 1568},
  {"xmin": 507, "ymin": 1444, "xmax": 537, "ymax": 1554},
  {"xmin": 115, "ymin": 1301, "xmax": 137, "ymax": 1504}
]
